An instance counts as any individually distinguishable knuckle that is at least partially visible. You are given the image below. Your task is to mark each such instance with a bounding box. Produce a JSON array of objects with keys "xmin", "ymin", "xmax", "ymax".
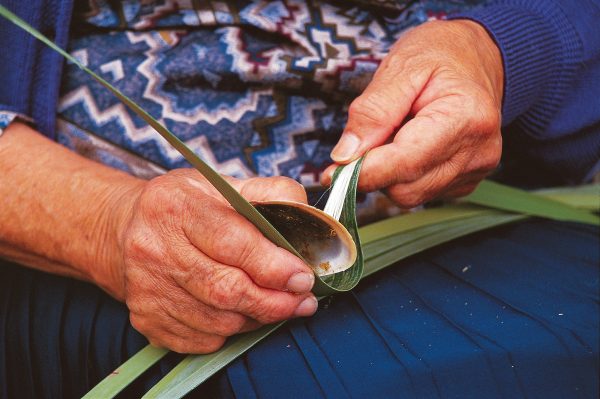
[
  {"xmin": 244, "ymin": 254, "xmax": 270, "ymax": 286},
  {"xmin": 202, "ymin": 217, "xmax": 245, "ymax": 266},
  {"xmin": 480, "ymin": 150, "xmax": 501, "ymax": 171},
  {"xmin": 271, "ymin": 176, "xmax": 301, "ymax": 191},
  {"xmin": 238, "ymin": 232, "xmax": 262, "ymax": 268},
  {"xmin": 142, "ymin": 176, "xmax": 186, "ymax": 219},
  {"xmin": 389, "ymin": 187, "xmax": 424, "ymax": 208},
  {"xmin": 168, "ymin": 168, "xmax": 196, "ymax": 180},
  {"xmin": 454, "ymin": 184, "xmax": 478, "ymax": 197},
  {"xmin": 485, "ymin": 106, "xmax": 501, "ymax": 131},
  {"xmin": 348, "ymin": 93, "xmax": 389, "ymax": 126},
  {"xmin": 466, "ymin": 91, "xmax": 500, "ymax": 133},
  {"xmin": 439, "ymin": 157, "xmax": 463, "ymax": 180},
  {"xmin": 214, "ymin": 314, "xmax": 247, "ymax": 336},
  {"xmin": 400, "ymin": 195, "xmax": 423, "ymax": 208},
  {"xmin": 401, "ymin": 159, "xmax": 426, "ymax": 182},
  {"xmin": 169, "ymin": 339, "xmax": 189, "ymax": 354},
  {"xmin": 122, "ymin": 232, "xmax": 154, "ymax": 261},
  {"xmin": 207, "ymin": 217, "xmax": 244, "ymax": 258},
  {"xmin": 207, "ymin": 269, "xmax": 245, "ymax": 310},
  {"xmin": 489, "ymin": 136, "xmax": 503, "ymax": 164},
  {"xmin": 272, "ymin": 176, "xmax": 307, "ymax": 202},
  {"xmin": 253, "ymin": 297, "xmax": 295, "ymax": 324},
  {"xmin": 184, "ymin": 335, "xmax": 227, "ymax": 354},
  {"xmin": 129, "ymin": 313, "xmax": 149, "ymax": 334},
  {"xmin": 467, "ymin": 138, "xmax": 502, "ymax": 173},
  {"xmin": 229, "ymin": 239, "xmax": 268, "ymax": 285},
  {"xmin": 243, "ymin": 245, "xmax": 293, "ymax": 290},
  {"xmin": 202, "ymin": 336, "xmax": 227, "ymax": 353},
  {"xmin": 460, "ymin": 90, "xmax": 480, "ymax": 114},
  {"xmin": 356, "ymin": 176, "xmax": 379, "ymax": 193},
  {"xmin": 125, "ymin": 295, "xmax": 141, "ymax": 313},
  {"xmin": 477, "ymin": 107, "xmax": 500, "ymax": 134},
  {"xmin": 148, "ymin": 338, "xmax": 163, "ymax": 348},
  {"xmin": 384, "ymin": 51, "xmax": 411, "ymax": 73}
]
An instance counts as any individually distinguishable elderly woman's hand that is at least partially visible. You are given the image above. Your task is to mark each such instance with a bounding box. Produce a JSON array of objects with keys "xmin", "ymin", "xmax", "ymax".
[
  {"xmin": 111, "ymin": 170, "xmax": 317, "ymax": 354},
  {"xmin": 323, "ymin": 20, "xmax": 504, "ymax": 207},
  {"xmin": 1, "ymin": 123, "xmax": 316, "ymax": 355}
]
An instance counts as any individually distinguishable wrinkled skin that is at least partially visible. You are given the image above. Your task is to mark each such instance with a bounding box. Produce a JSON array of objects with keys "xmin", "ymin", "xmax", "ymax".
[
  {"xmin": 0, "ymin": 19, "xmax": 504, "ymax": 357},
  {"xmin": 115, "ymin": 170, "xmax": 318, "ymax": 353},
  {"xmin": 323, "ymin": 20, "xmax": 504, "ymax": 207}
]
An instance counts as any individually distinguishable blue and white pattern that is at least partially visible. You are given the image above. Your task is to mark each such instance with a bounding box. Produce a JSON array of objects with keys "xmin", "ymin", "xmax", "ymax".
[
  {"xmin": 56, "ymin": 0, "xmax": 484, "ymax": 220},
  {"xmin": 0, "ymin": 111, "xmax": 31, "ymax": 136}
]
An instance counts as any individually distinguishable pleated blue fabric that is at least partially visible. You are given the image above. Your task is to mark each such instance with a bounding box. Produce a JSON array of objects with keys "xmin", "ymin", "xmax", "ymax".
[
  {"xmin": 0, "ymin": 219, "xmax": 598, "ymax": 398},
  {"xmin": 220, "ymin": 219, "xmax": 599, "ymax": 399}
]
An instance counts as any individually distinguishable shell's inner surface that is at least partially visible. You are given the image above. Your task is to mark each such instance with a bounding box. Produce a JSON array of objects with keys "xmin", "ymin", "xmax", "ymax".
[{"xmin": 254, "ymin": 201, "xmax": 357, "ymax": 276}]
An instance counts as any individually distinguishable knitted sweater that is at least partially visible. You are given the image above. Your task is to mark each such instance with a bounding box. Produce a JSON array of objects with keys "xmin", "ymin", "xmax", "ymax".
[{"xmin": 0, "ymin": 0, "xmax": 598, "ymax": 185}]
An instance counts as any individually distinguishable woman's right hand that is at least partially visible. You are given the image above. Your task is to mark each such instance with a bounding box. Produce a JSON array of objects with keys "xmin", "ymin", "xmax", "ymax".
[{"xmin": 107, "ymin": 169, "xmax": 317, "ymax": 354}]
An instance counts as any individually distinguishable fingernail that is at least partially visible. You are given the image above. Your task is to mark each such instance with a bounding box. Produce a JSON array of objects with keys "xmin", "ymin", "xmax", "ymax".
[
  {"xmin": 287, "ymin": 272, "xmax": 314, "ymax": 293},
  {"xmin": 331, "ymin": 133, "xmax": 361, "ymax": 162},
  {"xmin": 294, "ymin": 296, "xmax": 318, "ymax": 317}
]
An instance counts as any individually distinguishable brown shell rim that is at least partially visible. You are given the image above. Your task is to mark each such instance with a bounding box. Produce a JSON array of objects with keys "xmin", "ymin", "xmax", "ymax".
[{"xmin": 252, "ymin": 200, "xmax": 358, "ymax": 272}]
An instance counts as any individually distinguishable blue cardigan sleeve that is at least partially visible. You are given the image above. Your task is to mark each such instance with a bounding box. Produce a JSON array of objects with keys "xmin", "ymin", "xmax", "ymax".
[
  {"xmin": 450, "ymin": 0, "xmax": 600, "ymax": 184},
  {"xmin": 0, "ymin": 0, "xmax": 73, "ymax": 137}
]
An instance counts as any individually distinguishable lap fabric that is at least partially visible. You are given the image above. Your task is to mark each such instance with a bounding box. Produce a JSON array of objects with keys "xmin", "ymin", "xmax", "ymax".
[{"xmin": 1, "ymin": 218, "xmax": 598, "ymax": 398}]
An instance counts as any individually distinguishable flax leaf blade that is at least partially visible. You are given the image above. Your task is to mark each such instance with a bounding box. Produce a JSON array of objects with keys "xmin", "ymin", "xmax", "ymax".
[
  {"xmin": 141, "ymin": 211, "xmax": 524, "ymax": 398},
  {"xmin": 464, "ymin": 180, "xmax": 599, "ymax": 225},
  {"xmin": 3, "ymin": 4, "xmax": 597, "ymax": 397},
  {"xmin": 82, "ymin": 345, "xmax": 168, "ymax": 399}
]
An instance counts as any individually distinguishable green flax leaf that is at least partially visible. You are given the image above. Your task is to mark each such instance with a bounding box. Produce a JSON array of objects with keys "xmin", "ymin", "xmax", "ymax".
[
  {"xmin": 142, "ymin": 323, "xmax": 285, "ymax": 398},
  {"xmin": 464, "ymin": 180, "xmax": 599, "ymax": 225},
  {"xmin": 141, "ymin": 211, "xmax": 525, "ymax": 398},
  {"xmin": 82, "ymin": 345, "xmax": 168, "ymax": 399},
  {"xmin": 316, "ymin": 157, "xmax": 365, "ymax": 293},
  {"xmin": 361, "ymin": 213, "xmax": 525, "ymax": 278},
  {"xmin": 4, "ymin": 4, "xmax": 598, "ymax": 397},
  {"xmin": 535, "ymin": 184, "xmax": 600, "ymax": 210}
]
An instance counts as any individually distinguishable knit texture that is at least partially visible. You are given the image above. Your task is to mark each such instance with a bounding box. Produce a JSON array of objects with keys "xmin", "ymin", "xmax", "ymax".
[
  {"xmin": 451, "ymin": 1, "xmax": 582, "ymax": 130},
  {"xmin": 450, "ymin": 0, "xmax": 600, "ymax": 184},
  {"xmin": 0, "ymin": 0, "xmax": 597, "ymax": 183},
  {"xmin": 0, "ymin": 0, "xmax": 73, "ymax": 137}
]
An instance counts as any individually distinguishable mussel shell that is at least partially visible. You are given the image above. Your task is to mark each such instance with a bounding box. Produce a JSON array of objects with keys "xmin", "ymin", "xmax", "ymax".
[{"xmin": 253, "ymin": 201, "xmax": 357, "ymax": 276}]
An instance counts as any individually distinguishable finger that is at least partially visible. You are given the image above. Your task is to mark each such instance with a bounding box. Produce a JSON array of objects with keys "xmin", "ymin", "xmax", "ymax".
[
  {"xmin": 383, "ymin": 159, "xmax": 464, "ymax": 208},
  {"xmin": 164, "ymin": 286, "xmax": 261, "ymax": 337},
  {"xmin": 440, "ymin": 182, "xmax": 479, "ymax": 199},
  {"xmin": 183, "ymin": 201, "xmax": 314, "ymax": 293},
  {"xmin": 232, "ymin": 176, "xmax": 308, "ymax": 204},
  {"xmin": 330, "ymin": 49, "xmax": 433, "ymax": 163},
  {"xmin": 319, "ymin": 164, "xmax": 338, "ymax": 187},
  {"xmin": 147, "ymin": 331, "xmax": 225, "ymax": 354},
  {"xmin": 171, "ymin": 303, "xmax": 261, "ymax": 336},
  {"xmin": 173, "ymin": 253, "xmax": 318, "ymax": 324},
  {"xmin": 177, "ymin": 170, "xmax": 309, "ymax": 204},
  {"xmin": 130, "ymin": 312, "xmax": 226, "ymax": 354},
  {"xmin": 438, "ymin": 172, "xmax": 488, "ymax": 199},
  {"xmin": 324, "ymin": 106, "xmax": 453, "ymax": 189},
  {"xmin": 356, "ymin": 104, "xmax": 466, "ymax": 193}
]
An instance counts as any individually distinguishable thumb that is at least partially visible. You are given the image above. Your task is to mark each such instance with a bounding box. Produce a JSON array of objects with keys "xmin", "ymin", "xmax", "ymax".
[{"xmin": 331, "ymin": 56, "xmax": 430, "ymax": 163}]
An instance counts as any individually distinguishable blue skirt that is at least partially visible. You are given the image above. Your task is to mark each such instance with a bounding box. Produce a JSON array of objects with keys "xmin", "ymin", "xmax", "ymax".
[{"xmin": 1, "ymin": 219, "xmax": 598, "ymax": 398}]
